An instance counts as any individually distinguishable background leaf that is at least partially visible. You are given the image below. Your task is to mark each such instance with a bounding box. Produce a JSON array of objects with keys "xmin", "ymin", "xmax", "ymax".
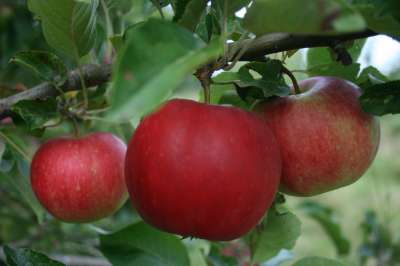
[{"xmin": 299, "ymin": 201, "xmax": 351, "ymax": 255}]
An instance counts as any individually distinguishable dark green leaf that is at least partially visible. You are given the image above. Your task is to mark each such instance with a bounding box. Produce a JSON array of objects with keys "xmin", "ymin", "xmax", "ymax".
[
  {"xmin": 244, "ymin": 0, "xmax": 366, "ymax": 35},
  {"xmin": 10, "ymin": 51, "xmax": 67, "ymax": 85},
  {"xmin": 28, "ymin": 0, "xmax": 99, "ymax": 57},
  {"xmin": 0, "ymin": 142, "xmax": 14, "ymax": 174},
  {"xmin": 0, "ymin": 139, "xmax": 5, "ymax": 163},
  {"xmin": 352, "ymin": 0, "xmax": 400, "ymax": 35},
  {"xmin": 247, "ymin": 210, "xmax": 301, "ymax": 263},
  {"xmin": 360, "ymin": 80, "xmax": 400, "ymax": 115},
  {"xmin": 99, "ymin": 221, "xmax": 190, "ymax": 266},
  {"xmin": 236, "ymin": 60, "xmax": 290, "ymax": 101},
  {"xmin": 214, "ymin": 0, "xmax": 251, "ymax": 16},
  {"xmin": 174, "ymin": 0, "xmax": 208, "ymax": 31},
  {"xmin": 11, "ymin": 99, "xmax": 60, "ymax": 131},
  {"xmin": 299, "ymin": 201, "xmax": 350, "ymax": 255},
  {"xmin": 356, "ymin": 66, "xmax": 388, "ymax": 88},
  {"xmin": 4, "ymin": 246, "xmax": 65, "ymax": 266},
  {"xmin": 292, "ymin": 256, "xmax": 345, "ymax": 266},
  {"xmin": 110, "ymin": 35, "xmax": 124, "ymax": 53},
  {"xmin": 307, "ymin": 40, "xmax": 367, "ymax": 69},
  {"xmin": 107, "ymin": 19, "xmax": 223, "ymax": 122}
]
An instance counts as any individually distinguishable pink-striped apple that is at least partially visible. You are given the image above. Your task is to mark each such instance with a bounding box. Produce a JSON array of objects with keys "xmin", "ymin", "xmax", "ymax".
[
  {"xmin": 256, "ymin": 76, "xmax": 380, "ymax": 196},
  {"xmin": 31, "ymin": 132, "xmax": 128, "ymax": 222}
]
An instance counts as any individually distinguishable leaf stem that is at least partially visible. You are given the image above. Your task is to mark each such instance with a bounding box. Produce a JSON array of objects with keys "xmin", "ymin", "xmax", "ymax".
[
  {"xmin": 100, "ymin": 0, "xmax": 114, "ymax": 61},
  {"xmin": 73, "ymin": 51, "xmax": 89, "ymax": 109},
  {"xmin": 0, "ymin": 131, "xmax": 31, "ymax": 162}
]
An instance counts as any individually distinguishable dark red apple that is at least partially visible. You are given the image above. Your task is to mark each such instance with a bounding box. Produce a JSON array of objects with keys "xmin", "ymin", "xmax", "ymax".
[
  {"xmin": 256, "ymin": 76, "xmax": 380, "ymax": 196},
  {"xmin": 125, "ymin": 99, "xmax": 281, "ymax": 241},
  {"xmin": 31, "ymin": 132, "xmax": 128, "ymax": 222}
]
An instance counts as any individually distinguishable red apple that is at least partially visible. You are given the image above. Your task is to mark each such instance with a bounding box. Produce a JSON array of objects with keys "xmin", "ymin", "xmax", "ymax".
[
  {"xmin": 31, "ymin": 132, "xmax": 128, "ymax": 222},
  {"xmin": 256, "ymin": 76, "xmax": 380, "ymax": 196},
  {"xmin": 125, "ymin": 99, "xmax": 281, "ymax": 241}
]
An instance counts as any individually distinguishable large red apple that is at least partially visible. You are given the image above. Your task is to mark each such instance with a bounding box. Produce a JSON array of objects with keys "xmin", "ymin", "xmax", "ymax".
[
  {"xmin": 31, "ymin": 132, "xmax": 128, "ymax": 222},
  {"xmin": 256, "ymin": 76, "xmax": 380, "ymax": 196},
  {"xmin": 125, "ymin": 99, "xmax": 281, "ymax": 241}
]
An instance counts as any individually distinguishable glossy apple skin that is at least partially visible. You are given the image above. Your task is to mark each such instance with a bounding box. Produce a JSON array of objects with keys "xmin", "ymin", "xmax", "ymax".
[
  {"xmin": 256, "ymin": 77, "xmax": 380, "ymax": 196},
  {"xmin": 31, "ymin": 132, "xmax": 128, "ymax": 222},
  {"xmin": 125, "ymin": 99, "xmax": 281, "ymax": 241}
]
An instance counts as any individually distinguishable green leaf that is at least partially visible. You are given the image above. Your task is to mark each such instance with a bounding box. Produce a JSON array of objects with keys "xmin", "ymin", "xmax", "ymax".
[
  {"xmin": 356, "ymin": 66, "xmax": 388, "ymax": 88},
  {"xmin": 184, "ymin": 239, "xmax": 210, "ymax": 266},
  {"xmin": 107, "ymin": 19, "xmax": 223, "ymax": 122},
  {"xmin": 28, "ymin": 0, "xmax": 99, "ymax": 57},
  {"xmin": 11, "ymin": 99, "xmax": 60, "ymax": 131},
  {"xmin": 307, "ymin": 63, "xmax": 360, "ymax": 82},
  {"xmin": 4, "ymin": 246, "xmax": 65, "ymax": 266},
  {"xmin": 99, "ymin": 221, "xmax": 190, "ymax": 266},
  {"xmin": 244, "ymin": 0, "xmax": 366, "ymax": 35},
  {"xmin": 247, "ymin": 211, "xmax": 301, "ymax": 263},
  {"xmin": 359, "ymin": 80, "xmax": 400, "ymax": 115},
  {"xmin": 292, "ymin": 256, "xmax": 345, "ymax": 266},
  {"xmin": 352, "ymin": 0, "xmax": 400, "ymax": 35},
  {"xmin": 9, "ymin": 51, "xmax": 67, "ymax": 85},
  {"xmin": 0, "ymin": 139, "xmax": 5, "ymax": 163},
  {"xmin": 307, "ymin": 40, "xmax": 367, "ymax": 69},
  {"xmin": 299, "ymin": 201, "xmax": 350, "ymax": 255},
  {"xmin": 174, "ymin": 0, "xmax": 208, "ymax": 31},
  {"xmin": 236, "ymin": 60, "xmax": 290, "ymax": 102}
]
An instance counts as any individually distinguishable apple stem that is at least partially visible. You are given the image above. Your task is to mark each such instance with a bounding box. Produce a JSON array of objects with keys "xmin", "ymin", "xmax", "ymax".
[
  {"xmin": 195, "ymin": 67, "xmax": 213, "ymax": 104},
  {"xmin": 70, "ymin": 117, "xmax": 80, "ymax": 138},
  {"xmin": 282, "ymin": 66, "xmax": 301, "ymax": 95}
]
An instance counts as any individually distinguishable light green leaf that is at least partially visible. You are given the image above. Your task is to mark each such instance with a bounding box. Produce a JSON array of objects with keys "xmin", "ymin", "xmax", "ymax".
[
  {"xmin": 247, "ymin": 211, "xmax": 301, "ymax": 263},
  {"xmin": 292, "ymin": 256, "xmax": 345, "ymax": 266},
  {"xmin": 244, "ymin": 0, "xmax": 366, "ymax": 35},
  {"xmin": 28, "ymin": 0, "xmax": 99, "ymax": 57},
  {"xmin": 4, "ymin": 246, "xmax": 65, "ymax": 266},
  {"xmin": 107, "ymin": 19, "xmax": 223, "ymax": 122},
  {"xmin": 99, "ymin": 222, "xmax": 190, "ymax": 266},
  {"xmin": 307, "ymin": 63, "xmax": 360, "ymax": 82}
]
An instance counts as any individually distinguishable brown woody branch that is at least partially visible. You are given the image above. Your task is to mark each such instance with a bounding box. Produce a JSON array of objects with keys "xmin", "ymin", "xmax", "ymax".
[
  {"xmin": 0, "ymin": 30, "xmax": 377, "ymax": 118},
  {"xmin": 0, "ymin": 64, "xmax": 112, "ymax": 120}
]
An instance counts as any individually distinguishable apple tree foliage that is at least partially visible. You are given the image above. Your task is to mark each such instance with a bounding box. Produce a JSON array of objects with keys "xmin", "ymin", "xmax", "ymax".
[{"xmin": 0, "ymin": 0, "xmax": 400, "ymax": 265}]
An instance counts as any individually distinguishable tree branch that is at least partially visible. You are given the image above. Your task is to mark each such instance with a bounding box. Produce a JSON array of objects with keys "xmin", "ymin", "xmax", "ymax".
[
  {"xmin": 0, "ymin": 30, "xmax": 377, "ymax": 118},
  {"xmin": 233, "ymin": 30, "xmax": 376, "ymax": 61},
  {"xmin": 0, "ymin": 64, "xmax": 112, "ymax": 120}
]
